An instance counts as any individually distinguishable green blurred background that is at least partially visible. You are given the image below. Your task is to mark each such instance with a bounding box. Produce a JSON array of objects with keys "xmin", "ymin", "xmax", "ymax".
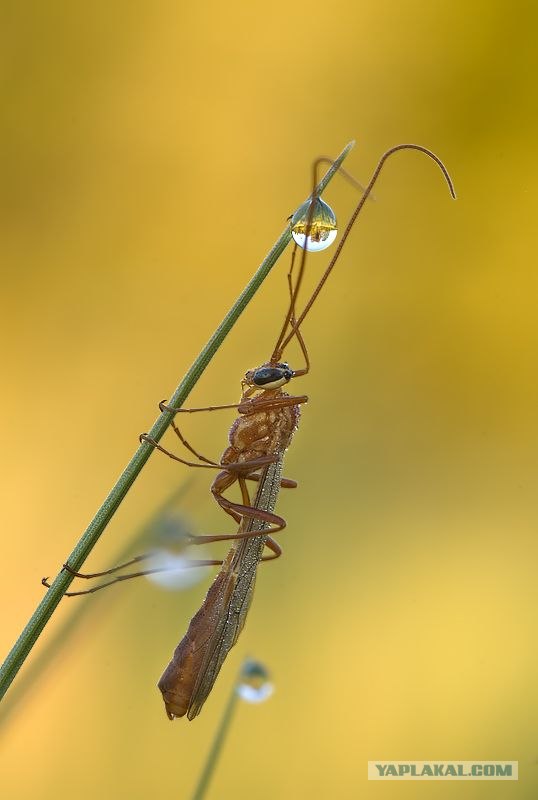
[{"xmin": 2, "ymin": 1, "xmax": 538, "ymax": 798}]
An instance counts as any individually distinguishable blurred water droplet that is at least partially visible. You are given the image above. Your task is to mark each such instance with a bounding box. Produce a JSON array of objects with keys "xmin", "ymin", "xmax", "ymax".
[
  {"xmin": 291, "ymin": 197, "xmax": 337, "ymax": 252},
  {"xmin": 144, "ymin": 513, "xmax": 209, "ymax": 590},
  {"xmin": 145, "ymin": 549, "xmax": 207, "ymax": 590},
  {"xmin": 236, "ymin": 659, "xmax": 274, "ymax": 703},
  {"xmin": 150, "ymin": 512, "xmax": 191, "ymax": 551}
]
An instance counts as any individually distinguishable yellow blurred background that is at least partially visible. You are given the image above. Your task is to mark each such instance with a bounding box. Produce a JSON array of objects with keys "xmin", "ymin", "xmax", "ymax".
[{"xmin": 1, "ymin": 1, "xmax": 537, "ymax": 798}]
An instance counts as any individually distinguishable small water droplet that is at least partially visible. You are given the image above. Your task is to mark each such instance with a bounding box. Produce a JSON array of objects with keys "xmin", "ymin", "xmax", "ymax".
[
  {"xmin": 291, "ymin": 197, "xmax": 337, "ymax": 252},
  {"xmin": 236, "ymin": 659, "xmax": 274, "ymax": 703}
]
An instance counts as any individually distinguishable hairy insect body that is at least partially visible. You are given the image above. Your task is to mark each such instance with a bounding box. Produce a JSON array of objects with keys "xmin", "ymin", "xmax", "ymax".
[
  {"xmin": 158, "ymin": 386, "xmax": 302, "ymax": 720},
  {"xmin": 222, "ymin": 390, "xmax": 301, "ymax": 467}
]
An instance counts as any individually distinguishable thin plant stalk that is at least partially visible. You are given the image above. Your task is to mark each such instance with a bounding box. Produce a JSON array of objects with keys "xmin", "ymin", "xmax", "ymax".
[
  {"xmin": 0, "ymin": 140, "xmax": 354, "ymax": 702},
  {"xmin": 190, "ymin": 678, "xmax": 240, "ymax": 800},
  {"xmin": 190, "ymin": 658, "xmax": 272, "ymax": 798}
]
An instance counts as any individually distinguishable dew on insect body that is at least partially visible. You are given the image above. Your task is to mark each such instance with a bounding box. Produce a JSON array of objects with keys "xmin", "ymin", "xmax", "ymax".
[
  {"xmin": 236, "ymin": 658, "xmax": 274, "ymax": 703},
  {"xmin": 291, "ymin": 196, "xmax": 337, "ymax": 252}
]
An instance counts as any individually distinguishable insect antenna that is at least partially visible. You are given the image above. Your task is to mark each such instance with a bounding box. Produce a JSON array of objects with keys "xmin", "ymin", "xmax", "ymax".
[
  {"xmin": 270, "ymin": 153, "xmax": 341, "ymax": 367},
  {"xmin": 272, "ymin": 143, "xmax": 456, "ymax": 365},
  {"xmin": 270, "ymin": 152, "xmax": 375, "ymax": 369}
]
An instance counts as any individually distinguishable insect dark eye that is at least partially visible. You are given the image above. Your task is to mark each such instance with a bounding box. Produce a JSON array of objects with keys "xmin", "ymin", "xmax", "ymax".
[
  {"xmin": 253, "ymin": 367, "xmax": 291, "ymax": 387},
  {"xmin": 272, "ymin": 363, "xmax": 293, "ymax": 381}
]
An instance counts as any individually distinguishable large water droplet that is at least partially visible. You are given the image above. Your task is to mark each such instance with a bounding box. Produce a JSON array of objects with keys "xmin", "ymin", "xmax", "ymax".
[
  {"xmin": 236, "ymin": 659, "xmax": 274, "ymax": 703},
  {"xmin": 291, "ymin": 197, "xmax": 337, "ymax": 252}
]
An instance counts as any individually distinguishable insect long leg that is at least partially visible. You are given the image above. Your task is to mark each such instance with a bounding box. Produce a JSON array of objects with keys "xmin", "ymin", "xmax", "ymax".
[
  {"xmin": 42, "ymin": 558, "xmax": 224, "ymax": 597},
  {"xmin": 62, "ymin": 552, "xmax": 155, "ymax": 579},
  {"xmin": 48, "ymin": 430, "xmax": 294, "ymax": 598},
  {"xmin": 140, "ymin": 433, "xmax": 278, "ymax": 473},
  {"xmin": 158, "ymin": 399, "xmax": 226, "ymax": 467},
  {"xmin": 139, "ymin": 434, "xmax": 227, "ymax": 470},
  {"xmin": 156, "ymin": 401, "xmax": 300, "ymax": 484},
  {"xmin": 165, "ymin": 418, "xmax": 218, "ymax": 466},
  {"xmin": 237, "ymin": 394, "xmax": 308, "ymax": 415},
  {"xmin": 43, "ymin": 516, "xmax": 286, "ymax": 597},
  {"xmin": 44, "ymin": 481, "xmax": 288, "ymax": 597},
  {"xmin": 284, "ymin": 243, "xmax": 310, "ymax": 376},
  {"xmin": 163, "ymin": 401, "xmax": 247, "ymax": 414},
  {"xmin": 209, "ymin": 483, "xmax": 286, "ymax": 536},
  {"xmin": 260, "ymin": 536, "xmax": 282, "ymax": 561},
  {"xmin": 246, "ymin": 469, "xmax": 297, "ymax": 489}
]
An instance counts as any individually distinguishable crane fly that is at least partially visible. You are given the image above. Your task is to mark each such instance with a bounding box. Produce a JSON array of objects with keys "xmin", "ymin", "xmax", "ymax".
[{"xmin": 48, "ymin": 143, "xmax": 456, "ymax": 721}]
